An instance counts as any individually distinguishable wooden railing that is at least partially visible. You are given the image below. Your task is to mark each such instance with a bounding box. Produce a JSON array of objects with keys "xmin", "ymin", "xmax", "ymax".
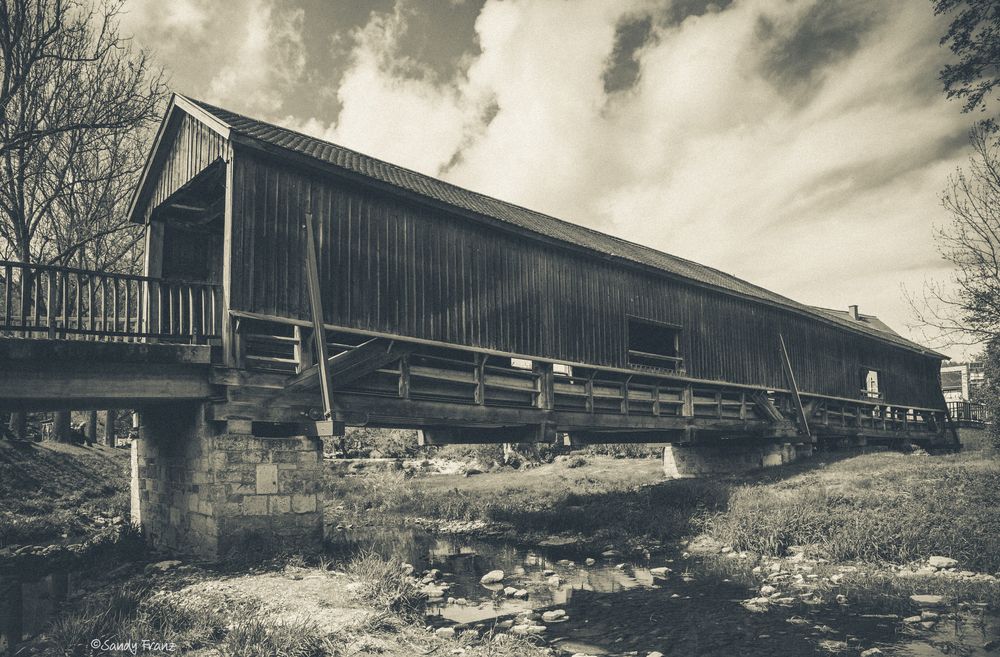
[
  {"xmin": 0, "ymin": 260, "xmax": 222, "ymax": 342},
  {"xmin": 947, "ymin": 400, "xmax": 989, "ymax": 426},
  {"xmin": 229, "ymin": 312, "xmax": 948, "ymax": 438}
]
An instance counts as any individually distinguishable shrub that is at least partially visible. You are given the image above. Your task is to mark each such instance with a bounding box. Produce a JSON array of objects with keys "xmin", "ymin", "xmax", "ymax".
[{"xmin": 344, "ymin": 551, "xmax": 426, "ymax": 619}]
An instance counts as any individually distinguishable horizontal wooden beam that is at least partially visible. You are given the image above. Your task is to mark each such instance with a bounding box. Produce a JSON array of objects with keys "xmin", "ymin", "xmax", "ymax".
[{"xmin": 0, "ymin": 361, "xmax": 214, "ymax": 411}]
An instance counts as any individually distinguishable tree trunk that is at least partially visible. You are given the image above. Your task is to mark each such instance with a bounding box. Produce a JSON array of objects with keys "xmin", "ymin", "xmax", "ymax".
[
  {"xmin": 86, "ymin": 411, "xmax": 97, "ymax": 445},
  {"xmin": 6, "ymin": 412, "xmax": 27, "ymax": 440},
  {"xmin": 103, "ymin": 409, "xmax": 117, "ymax": 447},
  {"xmin": 50, "ymin": 411, "xmax": 71, "ymax": 443}
]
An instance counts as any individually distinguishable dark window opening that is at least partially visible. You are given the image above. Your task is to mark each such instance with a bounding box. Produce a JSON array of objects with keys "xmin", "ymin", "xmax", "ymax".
[{"xmin": 627, "ymin": 318, "xmax": 683, "ymax": 372}]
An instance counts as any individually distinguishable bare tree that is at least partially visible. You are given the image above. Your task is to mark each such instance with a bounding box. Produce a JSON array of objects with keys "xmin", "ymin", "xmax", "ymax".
[
  {"xmin": 0, "ymin": 0, "xmax": 165, "ymax": 267},
  {"xmin": 909, "ymin": 126, "xmax": 1000, "ymax": 346}
]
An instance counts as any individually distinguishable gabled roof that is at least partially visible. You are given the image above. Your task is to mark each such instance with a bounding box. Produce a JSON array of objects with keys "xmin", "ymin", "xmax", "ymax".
[{"xmin": 130, "ymin": 93, "xmax": 948, "ymax": 359}]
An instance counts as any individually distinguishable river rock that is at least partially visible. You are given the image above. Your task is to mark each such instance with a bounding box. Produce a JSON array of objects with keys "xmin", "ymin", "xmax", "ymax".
[
  {"xmin": 649, "ymin": 567, "xmax": 670, "ymax": 576},
  {"xmin": 585, "ymin": 558, "xmax": 596, "ymax": 566},
  {"xmin": 513, "ymin": 589, "xmax": 528, "ymax": 599},
  {"xmin": 860, "ymin": 650, "xmax": 883, "ymax": 657},
  {"xmin": 648, "ymin": 653, "xmax": 665, "ymax": 657},
  {"xmin": 480, "ymin": 570, "xmax": 504, "ymax": 585},
  {"xmin": 435, "ymin": 627, "xmax": 456, "ymax": 638},
  {"xmin": 148, "ymin": 560, "xmax": 182, "ymax": 572},
  {"xmin": 602, "ymin": 549, "xmax": 621, "ymax": 558},
  {"xmin": 512, "ymin": 623, "xmax": 545, "ymax": 635},
  {"xmin": 920, "ymin": 611, "xmax": 940, "ymax": 621},
  {"xmin": 543, "ymin": 569, "xmax": 555, "ymax": 576},
  {"xmin": 497, "ymin": 620, "xmax": 513, "ymax": 629},
  {"xmin": 542, "ymin": 609, "xmax": 567, "ymax": 622},
  {"xmin": 910, "ymin": 594, "xmax": 945, "ymax": 607},
  {"xmin": 818, "ymin": 640, "xmax": 848, "ymax": 652},
  {"xmin": 928, "ymin": 556, "xmax": 958, "ymax": 569},
  {"xmin": 547, "ymin": 575, "xmax": 562, "ymax": 586},
  {"xmin": 903, "ymin": 615, "xmax": 923, "ymax": 624},
  {"xmin": 760, "ymin": 585, "xmax": 777, "ymax": 596}
]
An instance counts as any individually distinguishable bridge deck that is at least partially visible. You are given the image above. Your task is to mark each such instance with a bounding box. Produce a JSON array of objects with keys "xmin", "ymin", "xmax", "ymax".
[{"xmin": 0, "ymin": 261, "xmax": 957, "ymax": 446}]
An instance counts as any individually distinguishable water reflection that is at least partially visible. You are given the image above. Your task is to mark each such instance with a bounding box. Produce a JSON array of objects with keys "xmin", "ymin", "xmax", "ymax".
[{"xmin": 328, "ymin": 525, "xmax": 1000, "ymax": 657}]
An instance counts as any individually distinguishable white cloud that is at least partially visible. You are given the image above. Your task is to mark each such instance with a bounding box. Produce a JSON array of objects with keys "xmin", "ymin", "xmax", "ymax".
[
  {"xmin": 124, "ymin": 0, "xmax": 974, "ymax": 355},
  {"xmin": 304, "ymin": 0, "xmax": 969, "ymax": 353},
  {"xmin": 205, "ymin": 0, "xmax": 306, "ymax": 115}
]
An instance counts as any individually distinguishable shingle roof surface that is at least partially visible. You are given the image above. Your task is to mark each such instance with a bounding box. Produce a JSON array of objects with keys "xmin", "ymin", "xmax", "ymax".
[{"xmin": 180, "ymin": 95, "xmax": 944, "ymax": 358}]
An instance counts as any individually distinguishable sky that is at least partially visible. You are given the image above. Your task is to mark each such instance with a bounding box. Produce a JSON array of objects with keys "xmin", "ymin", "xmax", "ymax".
[{"xmin": 120, "ymin": 0, "xmax": 978, "ymax": 358}]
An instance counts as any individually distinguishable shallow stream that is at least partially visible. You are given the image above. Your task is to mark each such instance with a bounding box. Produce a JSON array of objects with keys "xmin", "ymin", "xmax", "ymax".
[
  {"xmin": 330, "ymin": 525, "xmax": 1000, "ymax": 657},
  {"xmin": 2, "ymin": 527, "xmax": 998, "ymax": 656}
]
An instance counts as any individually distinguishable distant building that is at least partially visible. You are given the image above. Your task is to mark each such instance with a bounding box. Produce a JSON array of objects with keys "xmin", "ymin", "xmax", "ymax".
[{"xmin": 940, "ymin": 361, "xmax": 984, "ymax": 403}]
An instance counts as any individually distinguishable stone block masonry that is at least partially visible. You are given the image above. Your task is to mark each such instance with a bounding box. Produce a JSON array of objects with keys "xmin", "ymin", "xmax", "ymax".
[
  {"xmin": 131, "ymin": 404, "xmax": 324, "ymax": 559},
  {"xmin": 662, "ymin": 441, "xmax": 812, "ymax": 478}
]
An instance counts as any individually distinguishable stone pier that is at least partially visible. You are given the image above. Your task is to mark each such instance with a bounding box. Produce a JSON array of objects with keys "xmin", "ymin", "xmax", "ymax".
[
  {"xmin": 662, "ymin": 441, "xmax": 813, "ymax": 478},
  {"xmin": 131, "ymin": 404, "xmax": 324, "ymax": 558}
]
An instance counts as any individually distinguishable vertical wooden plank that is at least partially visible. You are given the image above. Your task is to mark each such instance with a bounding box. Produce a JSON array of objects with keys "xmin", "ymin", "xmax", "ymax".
[
  {"xmin": 46, "ymin": 272, "xmax": 56, "ymax": 339},
  {"xmin": 74, "ymin": 273, "xmax": 82, "ymax": 332},
  {"xmin": 3, "ymin": 263, "xmax": 11, "ymax": 326}
]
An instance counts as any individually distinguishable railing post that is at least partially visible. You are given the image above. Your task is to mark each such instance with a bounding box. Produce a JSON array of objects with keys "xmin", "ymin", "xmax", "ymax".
[{"xmin": 46, "ymin": 272, "xmax": 57, "ymax": 339}]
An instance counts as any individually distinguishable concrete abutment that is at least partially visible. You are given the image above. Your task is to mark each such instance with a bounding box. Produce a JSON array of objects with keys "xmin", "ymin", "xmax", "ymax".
[
  {"xmin": 662, "ymin": 441, "xmax": 813, "ymax": 478},
  {"xmin": 130, "ymin": 404, "xmax": 324, "ymax": 559}
]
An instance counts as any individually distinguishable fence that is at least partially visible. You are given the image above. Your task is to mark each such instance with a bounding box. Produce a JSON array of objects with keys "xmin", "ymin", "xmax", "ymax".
[
  {"xmin": 946, "ymin": 400, "xmax": 989, "ymax": 427},
  {"xmin": 0, "ymin": 260, "xmax": 222, "ymax": 342}
]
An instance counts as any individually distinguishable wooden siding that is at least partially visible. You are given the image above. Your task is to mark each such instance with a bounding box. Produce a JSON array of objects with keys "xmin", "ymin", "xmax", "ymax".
[
  {"xmin": 229, "ymin": 149, "xmax": 944, "ymax": 409},
  {"xmin": 136, "ymin": 113, "xmax": 229, "ymax": 224}
]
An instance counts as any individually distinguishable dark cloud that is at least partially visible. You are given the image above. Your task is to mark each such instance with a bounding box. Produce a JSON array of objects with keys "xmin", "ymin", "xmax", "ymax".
[
  {"xmin": 759, "ymin": 0, "xmax": 882, "ymax": 95},
  {"xmin": 662, "ymin": 0, "xmax": 734, "ymax": 26},
  {"xmin": 603, "ymin": 14, "xmax": 654, "ymax": 94},
  {"xmin": 392, "ymin": 0, "xmax": 486, "ymax": 83}
]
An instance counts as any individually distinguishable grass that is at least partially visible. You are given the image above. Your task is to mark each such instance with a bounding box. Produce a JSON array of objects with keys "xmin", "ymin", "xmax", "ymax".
[
  {"xmin": 700, "ymin": 442, "xmax": 1000, "ymax": 572},
  {"xmin": 329, "ymin": 430, "xmax": 1000, "ymax": 574},
  {"xmin": 343, "ymin": 550, "xmax": 426, "ymax": 618},
  {"xmin": 0, "ymin": 440, "xmax": 129, "ymax": 548},
  {"xmin": 39, "ymin": 552, "xmax": 548, "ymax": 657},
  {"xmin": 327, "ymin": 454, "xmax": 724, "ymax": 548}
]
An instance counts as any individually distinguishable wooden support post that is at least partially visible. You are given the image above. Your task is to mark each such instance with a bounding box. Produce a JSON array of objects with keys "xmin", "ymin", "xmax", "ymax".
[
  {"xmin": 585, "ymin": 373, "xmax": 595, "ymax": 413},
  {"xmin": 778, "ymin": 334, "xmax": 812, "ymax": 441},
  {"xmin": 399, "ymin": 354, "xmax": 411, "ymax": 400},
  {"xmin": 739, "ymin": 391, "xmax": 746, "ymax": 421},
  {"xmin": 652, "ymin": 384, "xmax": 661, "ymax": 417},
  {"xmin": 681, "ymin": 385, "xmax": 694, "ymax": 418},
  {"xmin": 104, "ymin": 409, "xmax": 117, "ymax": 447},
  {"xmin": 7, "ymin": 411, "xmax": 26, "ymax": 441},
  {"xmin": 534, "ymin": 361, "xmax": 554, "ymax": 410},
  {"xmin": 303, "ymin": 207, "xmax": 334, "ymax": 420},
  {"xmin": 474, "ymin": 354, "xmax": 485, "ymax": 405},
  {"xmin": 293, "ymin": 326, "xmax": 314, "ymax": 374}
]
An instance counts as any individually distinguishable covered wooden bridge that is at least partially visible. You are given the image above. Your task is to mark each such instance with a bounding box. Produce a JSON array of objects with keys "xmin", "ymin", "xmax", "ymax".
[{"xmin": 0, "ymin": 94, "xmax": 956, "ymax": 555}]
